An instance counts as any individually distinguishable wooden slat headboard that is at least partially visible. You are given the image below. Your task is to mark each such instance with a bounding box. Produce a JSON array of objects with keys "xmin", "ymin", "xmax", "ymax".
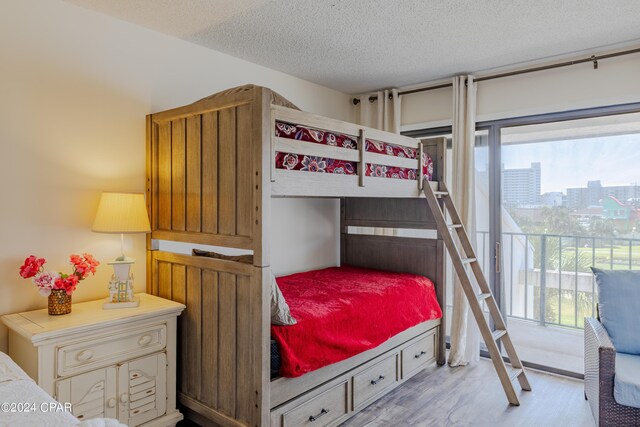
[{"xmin": 149, "ymin": 103, "xmax": 254, "ymax": 248}]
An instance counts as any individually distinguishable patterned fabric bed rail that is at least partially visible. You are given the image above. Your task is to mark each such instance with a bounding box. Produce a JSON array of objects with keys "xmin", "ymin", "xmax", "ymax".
[{"xmin": 274, "ymin": 121, "xmax": 434, "ymax": 181}]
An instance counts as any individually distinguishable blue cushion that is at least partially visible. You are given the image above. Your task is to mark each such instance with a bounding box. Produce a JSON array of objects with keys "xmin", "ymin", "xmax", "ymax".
[
  {"xmin": 591, "ymin": 268, "xmax": 640, "ymax": 354},
  {"xmin": 614, "ymin": 353, "xmax": 640, "ymax": 408}
]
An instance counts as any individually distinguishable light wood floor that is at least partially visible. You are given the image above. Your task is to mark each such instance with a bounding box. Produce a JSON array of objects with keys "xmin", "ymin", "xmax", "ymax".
[
  {"xmin": 179, "ymin": 358, "xmax": 594, "ymax": 427},
  {"xmin": 341, "ymin": 358, "xmax": 594, "ymax": 427}
]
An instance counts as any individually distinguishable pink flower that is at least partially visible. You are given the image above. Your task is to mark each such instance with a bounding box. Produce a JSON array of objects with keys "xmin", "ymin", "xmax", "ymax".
[
  {"xmin": 63, "ymin": 275, "xmax": 79, "ymax": 295},
  {"xmin": 55, "ymin": 275, "xmax": 79, "ymax": 295},
  {"xmin": 33, "ymin": 272, "xmax": 59, "ymax": 296},
  {"xmin": 74, "ymin": 262, "xmax": 89, "ymax": 279},
  {"xmin": 19, "ymin": 256, "xmax": 46, "ymax": 279},
  {"xmin": 83, "ymin": 253, "xmax": 100, "ymax": 269}
]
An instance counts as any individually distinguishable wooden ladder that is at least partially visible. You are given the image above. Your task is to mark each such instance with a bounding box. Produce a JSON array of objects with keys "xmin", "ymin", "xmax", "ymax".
[{"xmin": 423, "ymin": 181, "xmax": 532, "ymax": 405}]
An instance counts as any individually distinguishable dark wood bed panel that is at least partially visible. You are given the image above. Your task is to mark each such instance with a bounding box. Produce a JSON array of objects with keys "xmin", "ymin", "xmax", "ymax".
[{"xmin": 340, "ymin": 197, "xmax": 446, "ymax": 366}]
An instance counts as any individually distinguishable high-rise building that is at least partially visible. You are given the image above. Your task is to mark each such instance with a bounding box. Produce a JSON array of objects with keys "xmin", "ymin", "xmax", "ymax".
[
  {"xmin": 502, "ymin": 162, "xmax": 541, "ymax": 208},
  {"xmin": 566, "ymin": 181, "xmax": 640, "ymax": 210}
]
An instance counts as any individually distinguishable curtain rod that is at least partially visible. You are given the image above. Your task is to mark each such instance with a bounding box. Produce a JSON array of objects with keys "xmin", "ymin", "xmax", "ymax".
[{"xmin": 352, "ymin": 46, "xmax": 640, "ymax": 105}]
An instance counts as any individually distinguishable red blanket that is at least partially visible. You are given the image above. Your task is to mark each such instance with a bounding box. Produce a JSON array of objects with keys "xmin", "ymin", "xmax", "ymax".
[{"xmin": 271, "ymin": 266, "xmax": 442, "ymax": 378}]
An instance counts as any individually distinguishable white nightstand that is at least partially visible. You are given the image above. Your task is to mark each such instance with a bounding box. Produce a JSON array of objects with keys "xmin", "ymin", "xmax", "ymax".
[{"xmin": 2, "ymin": 293, "xmax": 185, "ymax": 427}]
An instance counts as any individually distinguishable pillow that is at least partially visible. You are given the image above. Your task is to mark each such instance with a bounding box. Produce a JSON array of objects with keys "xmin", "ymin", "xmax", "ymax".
[
  {"xmin": 591, "ymin": 267, "xmax": 640, "ymax": 354},
  {"xmin": 271, "ymin": 271, "xmax": 296, "ymax": 326}
]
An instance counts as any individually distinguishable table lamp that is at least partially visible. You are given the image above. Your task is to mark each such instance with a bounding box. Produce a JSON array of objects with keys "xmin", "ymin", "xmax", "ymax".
[{"xmin": 92, "ymin": 192, "xmax": 151, "ymax": 309}]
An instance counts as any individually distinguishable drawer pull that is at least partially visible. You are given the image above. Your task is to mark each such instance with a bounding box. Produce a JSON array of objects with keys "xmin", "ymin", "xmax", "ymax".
[
  {"xmin": 120, "ymin": 393, "xmax": 129, "ymax": 403},
  {"xmin": 370, "ymin": 375, "xmax": 386, "ymax": 385},
  {"xmin": 76, "ymin": 349, "xmax": 94, "ymax": 362},
  {"xmin": 138, "ymin": 335, "xmax": 153, "ymax": 346},
  {"xmin": 107, "ymin": 398, "xmax": 117, "ymax": 408},
  {"xmin": 414, "ymin": 350, "xmax": 427, "ymax": 359},
  {"xmin": 309, "ymin": 409, "xmax": 328, "ymax": 422}
]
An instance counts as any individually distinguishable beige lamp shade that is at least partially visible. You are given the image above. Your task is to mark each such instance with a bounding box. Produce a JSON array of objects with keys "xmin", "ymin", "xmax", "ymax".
[{"xmin": 92, "ymin": 192, "xmax": 151, "ymax": 233}]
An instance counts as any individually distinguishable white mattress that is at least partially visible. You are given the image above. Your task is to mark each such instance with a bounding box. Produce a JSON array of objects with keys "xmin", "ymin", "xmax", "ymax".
[{"xmin": 0, "ymin": 352, "xmax": 125, "ymax": 427}]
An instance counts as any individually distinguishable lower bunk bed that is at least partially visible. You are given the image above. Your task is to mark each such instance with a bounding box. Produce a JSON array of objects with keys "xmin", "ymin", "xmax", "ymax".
[
  {"xmin": 149, "ymin": 243, "xmax": 444, "ymax": 427},
  {"xmin": 269, "ymin": 266, "xmax": 442, "ymax": 427}
]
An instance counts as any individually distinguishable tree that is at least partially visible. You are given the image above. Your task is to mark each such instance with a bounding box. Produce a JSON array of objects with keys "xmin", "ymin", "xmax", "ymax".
[
  {"xmin": 539, "ymin": 207, "xmax": 585, "ymax": 235},
  {"xmin": 589, "ymin": 217, "xmax": 616, "ymax": 238},
  {"xmin": 509, "ymin": 206, "xmax": 585, "ymax": 236}
]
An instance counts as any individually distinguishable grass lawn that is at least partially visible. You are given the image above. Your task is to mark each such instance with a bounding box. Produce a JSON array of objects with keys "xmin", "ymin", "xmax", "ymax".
[
  {"xmin": 530, "ymin": 288, "xmax": 595, "ymax": 329},
  {"xmin": 563, "ymin": 243, "xmax": 640, "ymax": 270}
]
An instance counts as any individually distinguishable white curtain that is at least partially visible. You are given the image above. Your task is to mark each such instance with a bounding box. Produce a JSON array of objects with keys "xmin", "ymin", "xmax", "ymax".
[
  {"xmin": 358, "ymin": 89, "xmax": 401, "ymax": 133},
  {"xmin": 357, "ymin": 89, "xmax": 401, "ymax": 236},
  {"xmin": 448, "ymin": 75, "xmax": 481, "ymax": 367}
]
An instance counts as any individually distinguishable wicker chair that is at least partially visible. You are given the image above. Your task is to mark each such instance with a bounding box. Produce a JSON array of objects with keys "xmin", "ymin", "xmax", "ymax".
[{"xmin": 584, "ymin": 317, "xmax": 640, "ymax": 426}]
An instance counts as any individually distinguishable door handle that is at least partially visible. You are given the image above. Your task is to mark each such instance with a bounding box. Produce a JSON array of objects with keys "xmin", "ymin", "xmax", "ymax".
[{"xmin": 495, "ymin": 241, "xmax": 501, "ymax": 273}]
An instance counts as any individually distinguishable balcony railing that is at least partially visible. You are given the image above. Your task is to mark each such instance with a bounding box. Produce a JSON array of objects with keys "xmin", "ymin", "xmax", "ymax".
[{"xmin": 476, "ymin": 231, "xmax": 640, "ymax": 329}]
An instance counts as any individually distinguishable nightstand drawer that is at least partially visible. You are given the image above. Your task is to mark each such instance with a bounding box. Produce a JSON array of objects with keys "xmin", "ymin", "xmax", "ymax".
[{"xmin": 57, "ymin": 324, "xmax": 166, "ymax": 377}]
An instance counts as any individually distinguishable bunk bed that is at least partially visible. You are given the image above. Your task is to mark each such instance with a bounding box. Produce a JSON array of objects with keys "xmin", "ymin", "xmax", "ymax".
[{"xmin": 145, "ymin": 85, "xmax": 447, "ymax": 427}]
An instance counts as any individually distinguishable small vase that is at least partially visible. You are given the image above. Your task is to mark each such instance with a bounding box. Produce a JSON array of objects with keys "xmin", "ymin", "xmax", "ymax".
[{"xmin": 48, "ymin": 289, "xmax": 72, "ymax": 315}]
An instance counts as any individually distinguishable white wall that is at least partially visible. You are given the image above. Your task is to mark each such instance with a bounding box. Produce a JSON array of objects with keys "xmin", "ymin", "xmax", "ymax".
[
  {"xmin": 0, "ymin": 0, "xmax": 352, "ymax": 351},
  {"xmin": 401, "ymin": 52, "xmax": 640, "ymax": 127}
]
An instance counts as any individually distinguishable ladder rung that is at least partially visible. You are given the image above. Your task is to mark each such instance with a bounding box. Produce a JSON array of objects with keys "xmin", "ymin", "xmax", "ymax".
[
  {"xmin": 461, "ymin": 257, "xmax": 477, "ymax": 264},
  {"xmin": 446, "ymin": 223, "xmax": 463, "ymax": 229},
  {"xmin": 477, "ymin": 293, "xmax": 492, "ymax": 301},
  {"xmin": 492, "ymin": 329, "xmax": 507, "ymax": 341},
  {"xmin": 509, "ymin": 368, "xmax": 524, "ymax": 382},
  {"xmin": 433, "ymin": 191, "xmax": 449, "ymax": 197}
]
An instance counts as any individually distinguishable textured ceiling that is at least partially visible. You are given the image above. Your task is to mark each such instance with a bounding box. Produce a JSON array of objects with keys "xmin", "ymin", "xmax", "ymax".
[{"xmin": 66, "ymin": 0, "xmax": 640, "ymax": 93}]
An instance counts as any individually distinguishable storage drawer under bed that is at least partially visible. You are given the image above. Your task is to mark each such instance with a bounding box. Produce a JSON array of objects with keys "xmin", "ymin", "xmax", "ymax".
[
  {"xmin": 352, "ymin": 353, "xmax": 398, "ymax": 409},
  {"xmin": 401, "ymin": 332, "xmax": 436, "ymax": 378},
  {"xmin": 278, "ymin": 381, "xmax": 348, "ymax": 427}
]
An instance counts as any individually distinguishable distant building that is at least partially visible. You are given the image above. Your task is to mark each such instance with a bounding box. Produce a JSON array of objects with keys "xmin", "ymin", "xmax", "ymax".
[
  {"xmin": 502, "ymin": 162, "xmax": 541, "ymax": 208},
  {"xmin": 599, "ymin": 196, "xmax": 640, "ymax": 233},
  {"xmin": 566, "ymin": 180, "xmax": 640, "ymax": 210},
  {"xmin": 541, "ymin": 192, "xmax": 563, "ymax": 207},
  {"xmin": 602, "ymin": 196, "xmax": 633, "ymax": 220}
]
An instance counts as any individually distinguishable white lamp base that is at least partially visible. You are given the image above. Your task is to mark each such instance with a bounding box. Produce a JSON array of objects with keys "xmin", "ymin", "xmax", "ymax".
[{"xmin": 103, "ymin": 296, "xmax": 140, "ymax": 309}]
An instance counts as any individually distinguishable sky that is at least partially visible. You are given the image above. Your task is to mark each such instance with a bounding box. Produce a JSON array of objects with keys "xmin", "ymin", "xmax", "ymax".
[{"xmin": 500, "ymin": 134, "xmax": 640, "ymax": 194}]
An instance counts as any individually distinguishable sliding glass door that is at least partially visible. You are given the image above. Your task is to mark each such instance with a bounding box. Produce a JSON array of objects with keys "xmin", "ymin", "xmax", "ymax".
[
  {"xmin": 408, "ymin": 103, "xmax": 640, "ymax": 376},
  {"xmin": 496, "ymin": 108, "xmax": 640, "ymax": 375}
]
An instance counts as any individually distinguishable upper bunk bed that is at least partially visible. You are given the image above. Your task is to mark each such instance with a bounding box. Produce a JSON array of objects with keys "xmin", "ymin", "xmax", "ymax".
[
  {"xmin": 270, "ymin": 105, "xmax": 443, "ymax": 198},
  {"xmin": 147, "ymin": 85, "xmax": 444, "ymax": 224}
]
